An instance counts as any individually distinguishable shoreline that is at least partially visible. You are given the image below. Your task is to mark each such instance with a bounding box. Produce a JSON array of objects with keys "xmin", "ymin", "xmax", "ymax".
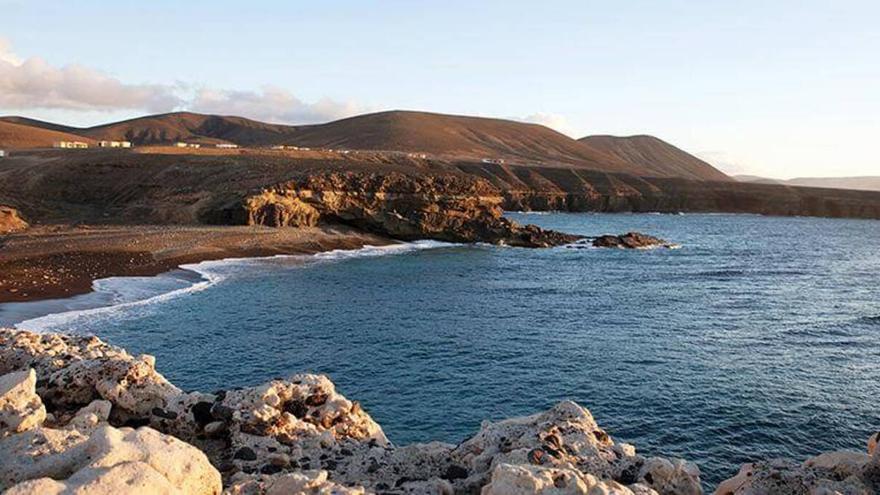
[{"xmin": 0, "ymin": 224, "xmax": 396, "ymax": 304}]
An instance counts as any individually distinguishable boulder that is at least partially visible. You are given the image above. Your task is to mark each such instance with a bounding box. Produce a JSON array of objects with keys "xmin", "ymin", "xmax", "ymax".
[
  {"xmin": 0, "ymin": 369, "xmax": 46, "ymax": 437},
  {"xmin": 0, "ymin": 367, "xmax": 221, "ymax": 495},
  {"xmin": 715, "ymin": 434, "xmax": 880, "ymax": 494},
  {"xmin": 2, "ymin": 425, "xmax": 222, "ymax": 495},
  {"xmin": 224, "ymin": 470, "xmax": 366, "ymax": 495}
]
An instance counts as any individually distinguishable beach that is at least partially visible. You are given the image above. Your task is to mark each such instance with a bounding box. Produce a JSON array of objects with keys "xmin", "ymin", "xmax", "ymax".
[{"xmin": 0, "ymin": 224, "xmax": 394, "ymax": 303}]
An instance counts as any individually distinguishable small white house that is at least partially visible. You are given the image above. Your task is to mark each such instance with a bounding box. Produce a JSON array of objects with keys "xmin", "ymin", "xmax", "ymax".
[
  {"xmin": 215, "ymin": 143, "xmax": 239, "ymax": 149},
  {"xmin": 53, "ymin": 141, "xmax": 89, "ymax": 149},
  {"xmin": 97, "ymin": 140, "xmax": 132, "ymax": 148},
  {"xmin": 0, "ymin": 150, "xmax": 5, "ymax": 158}
]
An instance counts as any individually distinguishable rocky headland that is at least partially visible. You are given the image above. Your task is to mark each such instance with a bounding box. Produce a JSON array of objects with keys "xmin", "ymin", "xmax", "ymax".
[{"xmin": 1, "ymin": 327, "xmax": 877, "ymax": 494}]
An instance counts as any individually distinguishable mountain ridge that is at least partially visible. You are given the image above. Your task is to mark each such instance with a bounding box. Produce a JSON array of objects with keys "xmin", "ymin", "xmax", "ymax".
[{"xmin": 2, "ymin": 110, "xmax": 729, "ymax": 181}]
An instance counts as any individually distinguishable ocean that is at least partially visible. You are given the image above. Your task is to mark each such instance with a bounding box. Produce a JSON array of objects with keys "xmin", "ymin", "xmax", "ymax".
[{"xmin": 3, "ymin": 212, "xmax": 880, "ymax": 486}]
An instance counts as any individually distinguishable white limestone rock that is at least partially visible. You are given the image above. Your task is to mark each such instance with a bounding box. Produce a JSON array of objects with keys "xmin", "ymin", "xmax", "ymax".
[
  {"xmin": 224, "ymin": 470, "xmax": 368, "ymax": 495},
  {"xmin": 1, "ymin": 424, "xmax": 222, "ymax": 494},
  {"xmin": 0, "ymin": 369, "xmax": 46, "ymax": 437},
  {"xmin": 0, "ymin": 329, "xmax": 180, "ymax": 418},
  {"xmin": 481, "ymin": 463, "xmax": 643, "ymax": 495}
]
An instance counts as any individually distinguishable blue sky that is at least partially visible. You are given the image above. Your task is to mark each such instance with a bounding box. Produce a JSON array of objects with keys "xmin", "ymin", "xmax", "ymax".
[{"xmin": 2, "ymin": 0, "xmax": 878, "ymax": 178}]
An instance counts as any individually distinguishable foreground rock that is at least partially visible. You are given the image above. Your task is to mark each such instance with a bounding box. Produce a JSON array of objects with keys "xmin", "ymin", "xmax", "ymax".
[
  {"xmin": 0, "ymin": 205, "xmax": 28, "ymax": 234},
  {"xmin": 0, "ymin": 328, "xmax": 704, "ymax": 494},
  {"xmin": 591, "ymin": 232, "xmax": 676, "ymax": 249},
  {"xmin": 0, "ymin": 364, "xmax": 221, "ymax": 494},
  {"xmin": 715, "ymin": 438, "xmax": 880, "ymax": 494},
  {"xmin": 205, "ymin": 172, "xmax": 581, "ymax": 248}
]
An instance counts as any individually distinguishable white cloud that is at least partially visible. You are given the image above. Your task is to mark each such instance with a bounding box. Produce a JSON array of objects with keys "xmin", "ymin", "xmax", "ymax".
[
  {"xmin": 188, "ymin": 86, "xmax": 366, "ymax": 124},
  {"xmin": 0, "ymin": 39, "xmax": 365, "ymax": 124},
  {"xmin": 0, "ymin": 39, "xmax": 180, "ymax": 112},
  {"xmin": 517, "ymin": 113, "xmax": 577, "ymax": 137}
]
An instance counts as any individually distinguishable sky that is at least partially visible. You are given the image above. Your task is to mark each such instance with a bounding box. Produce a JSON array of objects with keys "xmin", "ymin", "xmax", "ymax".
[{"xmin": 1, "ymin": 0, "xmax": 878, "ymax": 179}]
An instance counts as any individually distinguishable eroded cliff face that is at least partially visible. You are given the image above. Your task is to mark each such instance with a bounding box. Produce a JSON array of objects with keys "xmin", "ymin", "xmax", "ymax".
[
  {"xmin": 203, "ymin": 172, "xmax": 580, "ymax": 248},
  {"xmin": 0, "ymin": 206, "xmax": 28, "ymax": 234}
]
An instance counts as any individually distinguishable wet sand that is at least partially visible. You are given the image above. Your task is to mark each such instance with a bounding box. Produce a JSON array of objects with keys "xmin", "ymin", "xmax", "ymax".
[{"xmin": 0, "ymin": 224, "xmax": 394, "ymax": 303}]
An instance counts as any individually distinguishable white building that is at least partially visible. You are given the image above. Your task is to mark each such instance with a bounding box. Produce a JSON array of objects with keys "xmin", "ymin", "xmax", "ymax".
[
  {"xmin": 97, "ymin": 140, "xmax": 132, "ymax": 148},
  {"xmin": 53, "ymin": 141, "xmax": 89, "ymax": 149},
  {"xmin": 215, "ymin": 143, "xmax": 239, "ymax": 149},
  {"xmin": 0, "ymin": 150, "xmax": 5, "ymax": 158},
  {"xmin": 175, "ymin": 142, "xmax": 201, "ymax": 149}
]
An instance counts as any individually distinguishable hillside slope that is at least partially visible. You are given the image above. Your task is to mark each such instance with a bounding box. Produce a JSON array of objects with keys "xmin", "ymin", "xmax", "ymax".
[
  {"xmin": 0, "ymin": 121, "xmax": 95, "ymax": 149},
  {"xmin": 286, "ymin": 111, "xmax": 646, "ymax": 174},
  {"xmin": 81, "ymin": 112, "xmax": 301, "ymax": 145},
  {"xmin": 580, "ymin": 135, "xmax": 730, "ymax": 182}
]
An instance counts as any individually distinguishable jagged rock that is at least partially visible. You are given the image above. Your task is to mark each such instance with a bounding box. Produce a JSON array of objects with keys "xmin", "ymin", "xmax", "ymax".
[
  {"xmin": 715, "ymin": 433, "xmax": 880, "ymax": 494},
  {"xmin": 0, "ymin": 205, "xmax": 28, "ymax": 234},
  {"xmin": 2, "ymin": 425, "xmax": 222, "ymax": 494},
  {"xmin": 591, "ymin": 232, "xmax": 674, "ymax": 249},
  {"xmin": 453, "ymin": 401, "xmax": 701, "ymax": 495},
  {"xmin": 0, "ymin": 368, "xmax": 221, "ymax": 494},
  {"xmin": 224, "ymin": 470, "xmax": 367, "ymax": 495},
  {"xmin": 481, "ymin": 463, "xmax": 656, "ymax": 495},
  {"xmin": 0, "ymin": 330, "xmax": 181, "ymax": 418},
  {"xmin": 206, "ymin": 172, "xmax": 581, "ymax": 248},
  {"xmin": 0, "ymin": 369, "xmax": 46, "ymax": 437},
  {"xmin": 2, "ymin": 329, "xmax": 707, "ymax": 494}
]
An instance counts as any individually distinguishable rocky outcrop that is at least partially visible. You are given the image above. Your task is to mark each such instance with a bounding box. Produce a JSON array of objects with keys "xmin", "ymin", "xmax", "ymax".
[
  {"xmin": 0, "ymin": 369, "xmax": 46, "ymax": 437},
  {"xmin": 591, "ymin": 232, "xmax": 676, "ymax": 249},
  {"xmin": 0, "ymin": 364, "xmax": 221, "ymax": 494},
  {"xmin": 204, "ymin": 172, "xmax": 580, "ymax": 248},
  {"xmin": 0, "ymin": 328, "xmax": 702, "ymax": 494},
  {"xmin": 715, "ymin": 437, "xmax": 880, "ymax": 494},
  {"xmin": 0, "ymin": 206, "xmax": 28, "ymax": 234}
]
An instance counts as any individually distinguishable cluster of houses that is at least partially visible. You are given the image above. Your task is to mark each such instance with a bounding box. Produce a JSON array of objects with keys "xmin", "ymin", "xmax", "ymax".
[
  {"xmin": 270, "ymin": 145, "xmax": 311, "ymax": 151},
  {"xmin": 51, "ymin": 140, "xmax": 132, "ymax": 149},
  {"xmin": 53, "ymin": 141, "xmax": 90, "ymax": 149},
  {"xmin": 481, "ymin": 158, "xmax": 506, "ymax": 165}
]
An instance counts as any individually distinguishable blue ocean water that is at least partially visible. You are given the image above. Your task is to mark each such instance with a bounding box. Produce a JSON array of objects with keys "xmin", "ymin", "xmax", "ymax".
[{"xmin": 8, "ymin": 213, "xmax": 880, "ymax": 486}]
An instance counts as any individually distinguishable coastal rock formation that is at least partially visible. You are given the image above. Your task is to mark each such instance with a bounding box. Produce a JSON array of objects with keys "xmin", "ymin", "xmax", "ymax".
[
  {"xmin": 0, "ymin": 328, "xmax": 702, "ymax": 494},
  {"xmin": 591, "ymin": 232, "xmax": 675, "ymax": 249},
  {"xmin": 0, "ymin": 365, "xmax": 221, "ymax": 494},
  {"xmin": 715, "ymin": 439, "xmax": 880, "ymax": 495},
  {"xmin": 0, "ymin": 369, "xmax": 46, "ymax": 437},
  {"xmin": 208, "ymin": 172, "xmax": 581, "ymax": 247},
  {"xmin": 0, "ymin": 206, "xmax": 28, "ymax": 234}
]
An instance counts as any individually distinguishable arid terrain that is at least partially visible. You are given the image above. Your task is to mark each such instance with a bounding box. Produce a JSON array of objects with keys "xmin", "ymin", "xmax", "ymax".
[{"xmin": 3, "ymin": 110, "xmax": 880, "ymax": 303}]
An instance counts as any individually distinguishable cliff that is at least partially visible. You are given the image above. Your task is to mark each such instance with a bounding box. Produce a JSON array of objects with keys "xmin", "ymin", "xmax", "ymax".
[{"xmin": 203, "ymin": 172, "xmax": 579, "ymax": 247}]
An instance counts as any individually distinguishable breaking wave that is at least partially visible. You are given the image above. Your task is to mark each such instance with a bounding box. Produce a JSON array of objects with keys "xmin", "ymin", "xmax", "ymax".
[{"xmin": 8, "ymin": 240, "xmax": 457, "ymax": 333}]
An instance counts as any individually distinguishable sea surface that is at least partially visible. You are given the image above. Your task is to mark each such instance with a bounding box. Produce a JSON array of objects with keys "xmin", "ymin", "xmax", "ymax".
[{"xmin": 4, "ymin": 213, "xmax": 880, "ymax": 487}]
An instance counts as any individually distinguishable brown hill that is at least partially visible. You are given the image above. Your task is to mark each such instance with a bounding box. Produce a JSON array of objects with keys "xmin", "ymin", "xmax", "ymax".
[
  {"xmin": 579, "ymin": 135, "xmax": 731, "ymax": 182},
  {"xmin": 1, "ymin": 111, "xmax": 732, "ymax": 181},
  {"xmin": 80, "ymin": 112, "xmax": 300, "ymax": 145},
  {"xmin": 0, "ymin": 120, "xmax": 95, "ymax": 149},
  {"xmin": 286, "ymin": 111, "xmax": 645, "ymax": 174}
]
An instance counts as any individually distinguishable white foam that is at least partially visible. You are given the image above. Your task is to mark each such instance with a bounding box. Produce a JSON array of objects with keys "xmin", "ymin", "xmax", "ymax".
[{"xmin": 11, "ymin": 240, "xmax": 456, "ymax": 333}]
